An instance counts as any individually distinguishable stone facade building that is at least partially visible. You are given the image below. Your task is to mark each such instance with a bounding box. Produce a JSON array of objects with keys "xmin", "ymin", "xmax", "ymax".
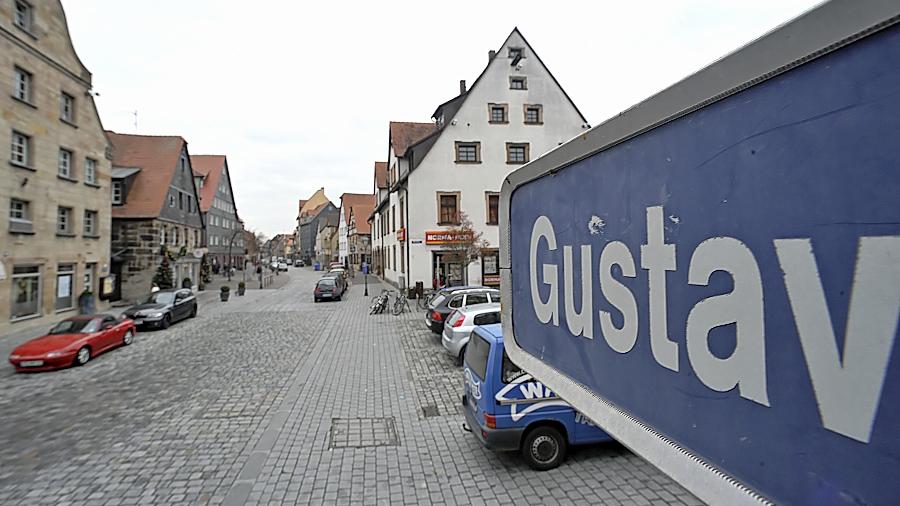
[
  {"xmin": 191, "ymin": 155, "xmax": 243, "ymax": 271},
  {"xmin": 1, "ymin": 0, "xmax": 112, "ymax": 335},
  {"xmin": 347, "ymin": 203, "xmax": 374, "ymax": 271},
  {"xmin": 294, "ymin": 188, "xmax": 334, "ymax": 263},
  {"xmin": 338, "ymin": 193, "xmax": 374, "ymax": 265},
  {"xmin": 107, "ymin": 132, "xmax": 204, "ymax": 302},
  {"xmin": 315, "ymin": 215, "xmax": 338, "ymax": 266}
]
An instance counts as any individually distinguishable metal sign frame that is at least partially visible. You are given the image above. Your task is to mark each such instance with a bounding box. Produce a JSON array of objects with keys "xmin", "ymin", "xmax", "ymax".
[{"xmin": 499, "ymin": 1, "xmax": 900, "ymax": 503}]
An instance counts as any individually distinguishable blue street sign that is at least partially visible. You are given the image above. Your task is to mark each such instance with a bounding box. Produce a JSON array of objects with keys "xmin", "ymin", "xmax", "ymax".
[{"xmin": 502, "ymin": 6, "xmax": 900, "ymax": 505}]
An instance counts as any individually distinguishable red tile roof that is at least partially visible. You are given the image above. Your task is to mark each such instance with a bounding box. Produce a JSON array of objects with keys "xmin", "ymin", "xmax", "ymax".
[
  {"xmin": 350, "ymin": 204, "xmax": 375, "ymax": 234},
  {"xmin": 298, "ymin": 199, "xmax": 308, "ymax": 215},
  {"xmin": 389, "ymin": 122, "xmax": 436, "ymax": 157},
  {"xmin": 340, "ymin": 193, "xmax": 375, "ymax": 225},
  {"xmin": 107, "ymin": 132, "xmax": 187, "ymax": 219},
  {"xmin": 190, "ymin": 155, "xmax": 226, "ymax": 213},
  {"xmin": 374, "ymin": 161, "xmax": 388, "ymax": 189}
]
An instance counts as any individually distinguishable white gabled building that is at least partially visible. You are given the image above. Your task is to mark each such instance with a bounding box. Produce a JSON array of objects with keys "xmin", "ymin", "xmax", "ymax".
[
  {"xmin": 338, "ymin": 193, "xmax": 375, "ymax": 266},
  {"xmin": 372, "ymin": 28, "xmax": 589, "ymax": 292}
]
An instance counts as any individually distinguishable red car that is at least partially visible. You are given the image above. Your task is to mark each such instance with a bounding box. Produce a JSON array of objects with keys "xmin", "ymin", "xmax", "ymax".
[{"xmin": 8, "ymin": 314, "xmax": 136, "ymax": 372}]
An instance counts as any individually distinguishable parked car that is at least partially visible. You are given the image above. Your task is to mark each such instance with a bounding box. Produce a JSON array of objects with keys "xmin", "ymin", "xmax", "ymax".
[
  {"xmin": 329, "ymin": 262, "xmax": 343, "ymax": 269},
  {"xmin": 314, "ymin": 276, "xmax": 345, "ymax": 302},
  {"xmin": 327, "ymin": 267, "xmax": 347, "ymax": 280},
  {"xmin": 294, "ymin": 260, "xmax": 305, "ymax": 267},
  {"xmin": 462, "ymin": 323, "xmax": 613, "ymax": 470},
  {"xmin": 277, "ymin": 262, "xmax": 289, "ymax": 271},
  {"xmin": 8, "ymin": 314, "xmax": 136, "ymax": 372},
  {"xmin": 425, "ymin": 287, "xmax": 500, "ymax": 334},
  {"xmin": 122, "ymin": 288, "xmax": 197, "ymax": 329},
  {"xmin": 323, "ymin": 272, "xmax": 347, "ymax": 294},
  {"xmin": 442, "ymin": 303, "xmax": 501, "ymax": 365}
]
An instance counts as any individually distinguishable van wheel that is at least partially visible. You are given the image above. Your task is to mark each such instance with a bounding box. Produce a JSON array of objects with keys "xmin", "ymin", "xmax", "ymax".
[{"xmin": 521, "ymin": 426, "xmax": 566, "ymax": 470}]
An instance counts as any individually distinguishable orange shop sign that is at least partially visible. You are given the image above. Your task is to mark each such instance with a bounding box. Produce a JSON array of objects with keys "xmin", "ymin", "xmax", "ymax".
[{"xmin": 425, "ymin": 230, "xmax": 473, "ymax": 245}]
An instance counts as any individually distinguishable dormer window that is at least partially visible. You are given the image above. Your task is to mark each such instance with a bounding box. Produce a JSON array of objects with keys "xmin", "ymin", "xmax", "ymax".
[
  {"xmin": 14, "ymin": 1, "xmax": 33, "ymax": 32},
  {"xmin": 509, "ymin": 47, "xmax": 523, "ymax": 60}
]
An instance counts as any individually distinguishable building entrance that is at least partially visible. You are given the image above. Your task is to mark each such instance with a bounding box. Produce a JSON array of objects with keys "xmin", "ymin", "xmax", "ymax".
[{"xmin": 432, "ymin": 252, "xmax": 466, "ymax": 289}]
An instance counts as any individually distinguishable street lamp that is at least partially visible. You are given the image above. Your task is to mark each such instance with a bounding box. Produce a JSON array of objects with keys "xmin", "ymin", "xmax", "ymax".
[{"xmin": 363, "ymin": 261, "xmax": 369, "ymax": 296}]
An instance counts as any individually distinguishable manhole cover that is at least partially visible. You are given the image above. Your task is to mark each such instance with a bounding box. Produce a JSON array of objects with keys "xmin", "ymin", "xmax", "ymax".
[{"xmin": 329, "ymin": 417, "xmax": 399, "ymax": 449}]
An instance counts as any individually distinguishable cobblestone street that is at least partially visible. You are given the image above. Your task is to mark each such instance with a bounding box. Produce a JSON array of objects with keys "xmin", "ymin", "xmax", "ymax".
[{"xmin": 0, "ymin": 268, "xmax": 700, "ymax": 505}]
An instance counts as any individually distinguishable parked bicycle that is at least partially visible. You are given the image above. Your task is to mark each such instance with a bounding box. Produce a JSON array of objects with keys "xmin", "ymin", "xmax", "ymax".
[
  {"xmin": 415, "ymin": 289, "xmax": 436, "ymax": 310},
  {"xmin": 392, "ymin": 290, "xmax": 412, "ymax": 315},
  {"xmin": 369, "ymin": 289, "xmax": 390, "ymax": 315}
]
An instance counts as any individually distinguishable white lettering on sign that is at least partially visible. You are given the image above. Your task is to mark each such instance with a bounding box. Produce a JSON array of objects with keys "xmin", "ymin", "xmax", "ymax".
[{"xmin": 527, "ymin": 210, "xmax": 900, "ymax": 442}]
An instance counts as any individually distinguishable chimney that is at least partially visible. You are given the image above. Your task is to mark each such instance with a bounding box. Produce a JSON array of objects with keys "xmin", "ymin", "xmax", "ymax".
[
  {"xmin": 488, "ymin": 50, "xmax": 496, "ymax": 62},
  {"xmin": 459, "ymin": 80, "xmax": 466, "ymax": 95}
]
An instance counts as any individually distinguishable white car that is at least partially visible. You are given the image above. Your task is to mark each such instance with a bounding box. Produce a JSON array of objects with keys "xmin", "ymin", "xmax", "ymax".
[
  {"xmin": 441, "ymin": 303, "xmax": 501, "ymax": 365},
  {"xmin": 277, "ymin": 262, "xmax": 288, "ymax": 271}
]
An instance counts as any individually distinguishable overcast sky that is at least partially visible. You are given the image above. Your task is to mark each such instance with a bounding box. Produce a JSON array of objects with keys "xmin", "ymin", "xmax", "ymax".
[{"xmin": 63, "ymin": 0, "xmax": 821, "ymax": 237}]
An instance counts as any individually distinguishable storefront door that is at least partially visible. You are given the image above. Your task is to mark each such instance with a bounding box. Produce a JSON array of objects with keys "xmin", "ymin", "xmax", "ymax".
[{"xmin": 433, "ymin": 252, "xmax": 466, "ymax": 288}]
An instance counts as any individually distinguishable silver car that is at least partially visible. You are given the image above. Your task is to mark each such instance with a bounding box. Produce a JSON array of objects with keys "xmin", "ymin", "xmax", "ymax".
[{"xmin": 441, "ymin": 303, "xmax": 501, "ymax": 365}]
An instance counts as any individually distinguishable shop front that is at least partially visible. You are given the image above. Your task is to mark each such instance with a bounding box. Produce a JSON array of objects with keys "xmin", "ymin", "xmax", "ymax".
[
  {"xmin": 481, "ymin": 248, "xmax": 500, "ymax": 288},
  {"xmin": 425, "ymin": 230, "xmax": 474, "ymax": 289}
]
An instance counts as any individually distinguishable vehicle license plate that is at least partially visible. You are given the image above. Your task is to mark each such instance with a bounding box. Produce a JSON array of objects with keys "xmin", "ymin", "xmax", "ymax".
[{"xmin": 20, "ymin": 360, "xmax": 43, "ymax": 367}]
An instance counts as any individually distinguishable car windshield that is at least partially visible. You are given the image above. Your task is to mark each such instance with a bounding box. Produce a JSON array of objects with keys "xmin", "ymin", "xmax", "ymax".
[
  {"xmin": 49, "ymin": 319, "xmax": 100, "ymax": 335},
  {"xmin": 140, "ymin": 292, "xmax": 175, "ymax": 305},
  {"xmin": 318, "ymin": 279, "xmax": 335, "ymax": 287}
]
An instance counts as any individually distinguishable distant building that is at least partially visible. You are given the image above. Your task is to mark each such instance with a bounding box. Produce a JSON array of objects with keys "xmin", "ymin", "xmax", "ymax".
[
  {"xmin": 1, "ymin": 0, "xmax": 112, "ymax": 334},
  {"xmin": 372, "ymin": 28, "xmax": 589, "ymax": 290},
  {"xmin": 338, "ymin": 193, "xmax": 375, "ymax": 265},
  {"xmin": 315, "ymin": 215, "xmax": 339, "ymax": 265},
  {"xmin": 347, "ymin": 203, "xmax": 374, "ymax": 271},
  {"xmin": 191, "ymin": 155, "xmax": 243, "ymax": 270},
  {"xmin": 295, "ymin": 188, "xmax": 338, "ymax": 264},
  {"xmin": 107, "ymin": 132, "xmax": 204, "ymax": 302}
]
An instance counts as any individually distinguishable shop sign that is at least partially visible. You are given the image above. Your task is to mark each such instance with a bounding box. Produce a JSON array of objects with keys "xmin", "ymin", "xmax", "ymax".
[
  {"xmin": 425, "ymin": 230, "xmax": 473, "ymax": 245},
  {"xmin": 396, "ymin": 228, "xmax": 406, "ymax": 242}
]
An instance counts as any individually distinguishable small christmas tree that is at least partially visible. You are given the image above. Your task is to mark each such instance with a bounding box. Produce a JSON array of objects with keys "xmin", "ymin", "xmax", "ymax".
[
  {"xmin": 153, "ymin": 246, "xmax": 174, "ymax": 289},
  {"xmin": 200, "ymin": 254, "xmax": 211, "ymax": 283}
]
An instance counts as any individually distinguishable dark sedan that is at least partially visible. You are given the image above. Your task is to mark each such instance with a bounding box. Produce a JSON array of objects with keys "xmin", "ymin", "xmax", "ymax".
[
  {"xmin": 314, "ymin": 276, "xmax": 345, "ymax": 302},
  {"xmin": 122, "ymin": 288, "xmax": 197, "ymax": 329}
]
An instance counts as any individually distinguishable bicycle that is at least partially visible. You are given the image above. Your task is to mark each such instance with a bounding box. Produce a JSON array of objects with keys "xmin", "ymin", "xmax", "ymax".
[
  {"xmin": 392, "ymin": 291, "xmax": 412, "ymax": 316},
  {"xmin": 416, "ymin": 289, "xmax": 437, "ymax": 310},
  {"xmin": 369, "ymin": 289, "xmax": 390, "ymax": 315}
]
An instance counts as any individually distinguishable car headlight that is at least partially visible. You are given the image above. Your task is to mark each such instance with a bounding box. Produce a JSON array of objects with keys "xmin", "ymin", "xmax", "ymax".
[
  {"xmin": 46, "ymin": 351, "xmax": 64, "ymax": 358},
  {"xmin": 9, "ymin": 354, "xmax": 20, "ymax": 360},
  {"xmin": 149, "ymin": 312, "xmax": 164, "ymax": 318}
]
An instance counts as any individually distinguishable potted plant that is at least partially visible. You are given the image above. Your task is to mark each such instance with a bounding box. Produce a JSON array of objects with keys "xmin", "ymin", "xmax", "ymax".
[
  {"xmin": 220, "ymin": 285, "xmax": 230, "ymax": 301},
  {"xmin": 182, "ymin": 277, "xmax": 192, "ymax": 289},
  {"xmin": 237, "ymin": 281, "xmax": 246, "ymax": 296},
  {"xmin": 198, "ymin": 282, "xmax": 205, "ymax": 292}
]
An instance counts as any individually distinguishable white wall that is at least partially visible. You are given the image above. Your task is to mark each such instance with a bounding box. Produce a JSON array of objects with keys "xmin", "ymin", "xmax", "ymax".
[
  {"xmin": 406, "ymin": 31, "xmax": 587, "ymax": 289},
  {"xmin": 338, "ymin": 206, "xmax": 348, "ymax": 262}
]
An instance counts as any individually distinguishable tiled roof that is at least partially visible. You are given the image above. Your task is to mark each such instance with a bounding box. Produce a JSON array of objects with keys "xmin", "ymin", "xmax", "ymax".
[
  {"xmin": 389, "ymin": 122, "xmax": 437, "ymax": 157},
  {"xmin": 298, "ymin": 199, "xmax": 308, "ymax": 215},
  {"xmin": 340, "ymin": 193, "xmax": 375, "ymax": 225},
  {"xmin": 374, "ymin": 161, "xmax": 388, "ymax": 189},
  {"xmin": 107, "ymin": 132, "xmax": 187, "ymax": 219},
  {"xmin": 190, "ymin": 155, "xmax": 226, "ymax": 213},
  {"xmin": 350, "ymin": 203, "xmax": 375, "ymax": 235}
]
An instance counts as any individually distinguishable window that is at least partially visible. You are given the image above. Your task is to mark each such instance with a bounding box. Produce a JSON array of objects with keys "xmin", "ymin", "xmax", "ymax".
[
  {"xmin": 14, "ymin": 1, "xmax": 32, "ymax": 32},
  {"xmin": 60, "ymin": 93, "xmax": 75, "ymax": 123},
  {"xmin": 474, "ymin": 311, "xmax": 501, "ymax": 326},
  {"xmin": 11, "ymin": 265, "xmax": 41, "ymax": 320},
  {"xmin": 392, "ymin": 245, "xmax": 396, "ymax": 271},
  {"xmin": 486, "ymin": 193, "xmax": 500, "ymax": 225},
  {"xmin": 11, "ymin": 131, "xmax": 30, "ymax": 166},
  {"xmin": 454, "ymin": 141, "xmax": 480, "ymax": 163},
  {"xmin": 84, "ymin": 263, "xmax": 96, "ymax": 293},
  {"xmin": 13, "ymin": 67, "xmax": 32, "ymax": 103},
  {"xmin": 84, "ymin": 158, "xmax": 97, "ymax": 184},
  {"xmin": 168, "ymin": 193, "xmax": 176, "ymax": 207},
  {"xmin": 502, "ymin": 351, "xmax": 526, "ymax": 384},
  {"xmin": 174, "ymin": 227, "xmax": 180, "ymax": 246},
  {"xmin": 400, "ymin": 243, "xmax": 405, "ymax": 273},
  {"xmin": 58, "ymin": 149, "xmax": 73, "ymax": 178},
  {"xmin": 10, "ymin": 199, "xmax": 28, "ymax": 221},
  {"xmin": 506, "ymin": 143, "xmax": 530, "ymax": 164},
  {"xmin": 488, "ymin": 103, "xmax": 508, "ymax": 124},
  {"xmin": 466, "ymin": 333, "xmax": 491, "ymax": 380},
  {"xmin": 56, "ymin": 207, "xmax": 72, "ymax": 235},
  {"xmin": 178, "ymin": 192, "xmax": 184, "ymax": 210},
  {"xmin": 391, "ymin": 205, "xmax": 396, "ymax": 232},
  {"xmin": 160, "ymin": 225, "xmax": 167, "ymax": 245},
  {"xmin": 466, "ymin": 293, "xmax": 489, "ymax": 306},
  {"xmin": 508, "ymin": 47, "xmax": 523, "ymax": 60},
  {"xmin": 84, "ymin": 210, "xmax": 98, "ymax": 236},
  {"xmin": 524, "ymin": 104, "xmax": 543, "ymax": 124},
  {"xmin": 437, "ymin": 192, "xmax": 459, "ymax": 225},
  {"xmin": 112, "ymin": 181, "xmax": 123, "ymax": 204},
  {"xmin": 187, "ymin": 195, "xmax": 193, "ymax": 212},
  {"xmin": 56, "ymin": 264, "xmax": 75, "ymax": 311},
  {"xmin": 510, "ymin": 76, "xmax": 527, "ymax": 90}
]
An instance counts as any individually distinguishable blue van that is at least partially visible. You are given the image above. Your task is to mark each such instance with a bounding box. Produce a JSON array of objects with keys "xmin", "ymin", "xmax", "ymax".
[{"xmin": 462, "ymin": 324, "xmax": 613, "ymax": 470}]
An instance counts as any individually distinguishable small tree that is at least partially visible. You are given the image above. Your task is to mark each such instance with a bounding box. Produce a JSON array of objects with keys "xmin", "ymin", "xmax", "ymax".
[
  {"xmin": 200, "ymin": 254, "xmax": 212, "ymax": 283},
  {"xmin": 153, "ymin": 246, "xmax": 174, "ymax": 289},
  {"xmin": 442, "ymin": 211, "xmax": 490, "ymax": 279}
]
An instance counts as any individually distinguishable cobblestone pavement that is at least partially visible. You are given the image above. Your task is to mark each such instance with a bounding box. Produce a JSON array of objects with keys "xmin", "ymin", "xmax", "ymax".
[{"xmin": 0, "ymin": 268, "xmax": 701, "ymax": 505}]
